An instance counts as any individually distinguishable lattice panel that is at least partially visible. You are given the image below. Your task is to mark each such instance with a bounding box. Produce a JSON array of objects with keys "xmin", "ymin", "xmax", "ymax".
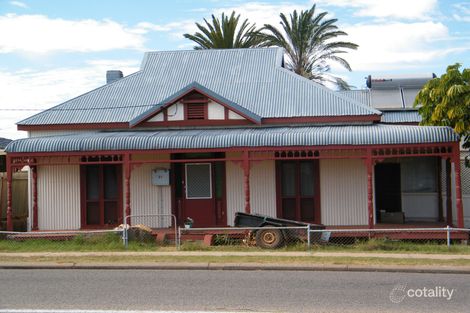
[{"xmin": 186, "ymin": 163, "xmax": 212, "ymax": 199}]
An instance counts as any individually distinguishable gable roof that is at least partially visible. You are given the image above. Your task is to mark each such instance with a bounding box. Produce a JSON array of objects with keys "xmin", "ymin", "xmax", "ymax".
[
  {"xmin": 129, "ymin": 82, "xmax": 262, "ymax": 127},
  {"xmin": 18, "ymin": 48, "xmax": 380, "ymax": 128}
]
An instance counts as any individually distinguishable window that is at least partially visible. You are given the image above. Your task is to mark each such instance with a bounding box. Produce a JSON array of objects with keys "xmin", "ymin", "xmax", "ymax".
[{"xmin": 81, "ymin": 164, "xmax": 122, "ymax": 227}]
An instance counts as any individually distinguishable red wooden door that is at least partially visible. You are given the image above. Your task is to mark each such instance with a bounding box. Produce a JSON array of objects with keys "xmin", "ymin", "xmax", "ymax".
[
  {"xmin": 277, "ymin": 160, "xmax": 320, "ymax": 223},
  {"xmin": 183, "ymin": 163, "xmax": 216, "ymax": 227}
]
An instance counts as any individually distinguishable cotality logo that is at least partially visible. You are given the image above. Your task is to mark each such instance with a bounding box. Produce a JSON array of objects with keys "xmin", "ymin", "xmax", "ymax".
[{"xmin": 390, "ymin": 283, "xmax": 407, "ymax": 303}]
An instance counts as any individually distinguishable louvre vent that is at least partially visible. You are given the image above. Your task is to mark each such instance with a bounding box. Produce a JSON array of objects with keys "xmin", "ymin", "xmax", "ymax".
[{"xmin": 187, "ymin": 103, "xmax": 206, "ymax": 120}]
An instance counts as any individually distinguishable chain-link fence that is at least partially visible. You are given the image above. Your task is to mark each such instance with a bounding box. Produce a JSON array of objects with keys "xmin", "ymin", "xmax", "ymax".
[
  {"xmin": 0, "ymin": 226, "xmax": 468, "ymax": 252},
  {"xmin": 308, "ymin": 226, "xmax": 470, "ymax": 250},
  {"xmin": 178, "ymin": 226, "xmax": 469, "ymax": 250}
]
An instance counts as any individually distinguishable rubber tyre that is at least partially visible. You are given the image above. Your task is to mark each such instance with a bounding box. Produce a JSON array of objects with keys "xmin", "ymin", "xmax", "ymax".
[{"xmin": 255, "ymin": 228, "xmax": 285, "ymax": 249}]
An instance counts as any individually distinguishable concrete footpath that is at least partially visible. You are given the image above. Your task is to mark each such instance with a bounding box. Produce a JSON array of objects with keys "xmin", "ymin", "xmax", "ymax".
[{"xmin": 1, "ymin": 251, "xmax": 470, "ymax": 274}]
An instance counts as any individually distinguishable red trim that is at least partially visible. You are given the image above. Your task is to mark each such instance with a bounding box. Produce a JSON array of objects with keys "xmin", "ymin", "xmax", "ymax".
[
  {"xmin": 131, "ymin": 87, "xmax": 260, "ymax": 127},
  {"xmin": 140, "ymin": 119, "xmax": 252, "ymax": 127},
  {"xmin": 366, "ymin": 150, "xmax": 374, "ymax": 229},
  {"xmin": 32, "ymin": 166, "xmax": 38, "ymax": 231},
  {"xmin": 124, "ymin": 153, "xmax": 131, "ymax": 222},
  {"xmin": 263, "ymin": 115, "xmax": 380, "ymax": 124},
  {"xmin": 445, "ymin": 159, "xmax": 453, "ymax": 226},
  {"xmin": 437, "ymin": 159, "xmax": 444, "ymax": 222},
  {"xmin": 18, "ymin": 123, "xmax": 129, "ymax": 131},
  {"xmin": 453, "ymin": 143, "xmax": 464, "ymax": 228},
  {"xmin": 242, "ymin": 150, "xmax": 251, "ymax": 214},
  {"xmin": 6, "ymin": 155, "xmax": 13, "ymax": 231}
]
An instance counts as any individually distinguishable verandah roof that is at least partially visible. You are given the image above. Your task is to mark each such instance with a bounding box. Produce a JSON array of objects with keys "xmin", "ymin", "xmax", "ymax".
[{"xmin": 6, "ymin": 124, "xmax": 458, "ymax": 153}]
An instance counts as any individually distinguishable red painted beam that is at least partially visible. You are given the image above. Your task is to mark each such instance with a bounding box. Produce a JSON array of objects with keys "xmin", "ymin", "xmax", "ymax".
[
  {"xmin": 32, "ymin": 166, "xmax": 38, "ymax": 231},
  {"xmin": 242, "ymin": 150, "xmax": 251, "ymax": 214},
  {"xmin": 124, "ymin": 153, "xmax": 131, "ymax": 224},
  {"xmin": 6, "ymin": 156, "xmax": 13, "ymax": 231},
  {"xmin": 366, "ymin": 149, "xmax": 374, "ymax": 229},
  {"xmin": 453, "ymin": 144, "xmax": 464, "ymax": 228}
]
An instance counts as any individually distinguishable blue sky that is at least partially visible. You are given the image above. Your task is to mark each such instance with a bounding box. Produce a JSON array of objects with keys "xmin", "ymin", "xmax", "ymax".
[{"xmin": 0, "ymin": 0, "xmax": 469, "ymax": 139}]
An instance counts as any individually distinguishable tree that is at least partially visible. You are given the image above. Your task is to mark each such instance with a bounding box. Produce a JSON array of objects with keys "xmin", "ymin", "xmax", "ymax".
[
  {"xmin": 415, "ymin": 63, "xmax": 470, "ymax": 156},
  {"xmin": 259, "ymin": 5, "xmax": 358, "ymax": 90},
  {"xmin": 183, "ymin": 11, "xmax": 262, "ymax": 50}
]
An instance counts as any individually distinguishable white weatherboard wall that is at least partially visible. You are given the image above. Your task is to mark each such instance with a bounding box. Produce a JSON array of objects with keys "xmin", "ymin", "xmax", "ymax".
[
  {"xmin": 129, "ymin": 155, "xmax": 172, "ymax": 227},
  {"xmin": 37, "ymin": 165, "xmax": 80, "ymax": 230},
  {"xmin": 207, "ymin": 101, "xmax": 225, "ymax": 120},
  {"xmin": 226, "ymin": 159, "xmax": 244, "ymax": 226},
  {"xmin": 320, "ymin": 159, "xmax": 368, "ymax": 226},
  {"xmin": 225, "ymin": 156, "xmax": 277, "ymax": 225},
  {"xmin": 250, "ymin": 160, "xmax": 277, "ymax": 218}
]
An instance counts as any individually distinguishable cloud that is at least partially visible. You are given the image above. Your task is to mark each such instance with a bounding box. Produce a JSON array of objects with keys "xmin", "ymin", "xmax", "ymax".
[
  {"xmin": 213, "ymin": 2, "xmax": 311, "ymax": 28},
  {"xmin": 341, "ymin": 21, "xmax": 457, "ymax": 71},
  {"xmin": 0, "ymin": 14, "xmax": 145, "ymax": 54},
  {"xmin": 0, "ymin": 60, "xmax": 140, "ymax": 139},
  {"xmin": 315, "ymin": 0, "xmax": 438, "ymax": 20},
  {"xmin": 9, "ymin": 1, "xmax": 28, "ymax": 9},
  {"xmin": 452, "ymin": 2, "xmax": 470, "ymax": 22}
]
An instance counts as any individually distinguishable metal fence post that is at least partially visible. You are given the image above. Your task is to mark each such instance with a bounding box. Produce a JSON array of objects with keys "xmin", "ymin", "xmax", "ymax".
[
  {"xmin": 446, "ymin": 225, "xmax": 451, "ymax": 248},
  {"xmin": 307, "ymin": 224, "xmax": 311, "ymax": 250}
]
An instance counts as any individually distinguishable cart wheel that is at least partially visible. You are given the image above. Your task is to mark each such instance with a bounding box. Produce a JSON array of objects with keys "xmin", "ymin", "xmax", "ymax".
[{"xmin": 255, "ymin": 228, "xmax": 284, "ymax": 249}]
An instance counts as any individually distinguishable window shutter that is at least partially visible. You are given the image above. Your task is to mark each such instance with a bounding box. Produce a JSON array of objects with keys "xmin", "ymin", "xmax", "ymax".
[{"xmin": 187, "ymin": 103, "xmax": 206, "ymax": 120}]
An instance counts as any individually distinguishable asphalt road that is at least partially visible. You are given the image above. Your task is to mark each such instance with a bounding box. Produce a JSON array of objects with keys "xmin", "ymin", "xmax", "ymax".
[{"xmin": 0, "ymin": 269, "xmax": 468, "ymax": 313}]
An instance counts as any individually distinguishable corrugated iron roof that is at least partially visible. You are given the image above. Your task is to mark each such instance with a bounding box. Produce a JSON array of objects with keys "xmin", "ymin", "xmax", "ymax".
[
  {"xmin": 338, "ymin": 90, "xmax": 371, "ymax": 107},
  {"xmin": 18, "ymin": 48, "xmax": 380, "ymax": 126},
  {"xmin": 6, "ymin": 125, "xmax": 457, "ymax": 153},
  {"xmin": 381, "ymin": 110, "xmax": 422, "ymax": 123}
]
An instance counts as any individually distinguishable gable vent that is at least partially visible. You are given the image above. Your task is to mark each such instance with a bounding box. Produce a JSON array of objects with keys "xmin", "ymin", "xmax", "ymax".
[{"xmin": 186, "ymin": 103, "xmax": 206, "ymax": 120}]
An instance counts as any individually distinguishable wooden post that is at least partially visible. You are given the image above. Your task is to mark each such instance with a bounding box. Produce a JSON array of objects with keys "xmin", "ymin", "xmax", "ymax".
[
  {"xmin": 445, "ymin": 158, "xmax": 453, "ymax": 226},
  {"xmin": 6, "ymin": 156, "xmax": 13, "ymax": 231},
  {"xmin": 124, "ymin": 153, "xmax": 131, "ymax": 224},
  {"xmin": 453, "ymin": 147, "xmax": 464, "ymax": 228},
  {"xmin": 31, "ymin": 166, "xmax": 38, "ymax": 231},
  {"xmin": 366, "ymin": 150, "xmax": 374, "ymax": 229},
  {"xmin": 437, "ymin": 158, "xmax": 444, "ymax": 222},
  {"xmin": 243, "ymin": 150, "xmax": 251, "ymax": 214}
]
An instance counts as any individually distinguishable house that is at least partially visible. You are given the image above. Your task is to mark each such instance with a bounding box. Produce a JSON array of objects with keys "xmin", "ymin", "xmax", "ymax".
[
  {"xmin": 4, "ymin": 48, "xmax": 465, "ymax": 232},
  {"xmin": 341, "ymin": 75, "xmax": 470, "ymax": 227}
]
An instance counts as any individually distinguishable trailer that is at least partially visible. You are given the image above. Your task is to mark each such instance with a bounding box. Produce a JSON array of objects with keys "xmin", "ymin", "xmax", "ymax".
[{"xmin": 234, "ymin": 212, "xmax": 324, "ymax": 249}]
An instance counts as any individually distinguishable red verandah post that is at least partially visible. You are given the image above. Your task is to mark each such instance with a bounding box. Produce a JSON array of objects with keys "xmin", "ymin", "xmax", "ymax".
[
  {"xmin": 366, "ymin": 149, "xmax": 374, "ymax": 229},
  {"xmin": 453, "ymin": 144, "xmax": 464, "ymax": 228},
  {"xmin": 124, "ymin": 153, "xmax": 131, "ymax": 225},
  {"xmin": 31, "ymin": 165, "xmax": 38, "ymax": 231},
  {"xmin": 243, "ymin": 150, "xmax": 251, "ymax": 214},
  {"xmin": 6, "ymin": 155, "xmax": 13, "ymax": 231}
]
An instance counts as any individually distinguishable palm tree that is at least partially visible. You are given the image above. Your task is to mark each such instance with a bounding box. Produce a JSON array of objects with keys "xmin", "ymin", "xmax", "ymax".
[
  {"xmin": 260, "ymin": 5, "xmax": 358, "ymax": 89},
  {"xmin": 183, "ymin": 11, "xmax": 262, "ymax": 49}
]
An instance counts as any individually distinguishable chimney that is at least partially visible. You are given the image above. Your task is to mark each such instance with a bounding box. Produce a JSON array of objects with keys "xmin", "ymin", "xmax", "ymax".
[{"xmin": 106, "ymin": 70, "xmax": 123, "ymax": 84}]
